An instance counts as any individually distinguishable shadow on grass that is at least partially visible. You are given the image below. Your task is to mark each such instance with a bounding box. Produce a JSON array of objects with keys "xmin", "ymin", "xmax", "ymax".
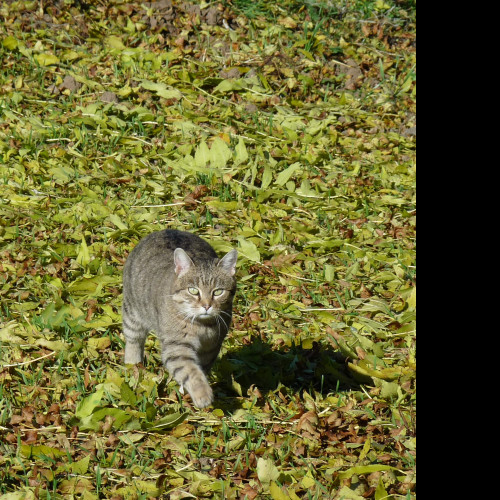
[{"xmin": 213, "ymin": 337, "xmax": 361, "ymax": 410}]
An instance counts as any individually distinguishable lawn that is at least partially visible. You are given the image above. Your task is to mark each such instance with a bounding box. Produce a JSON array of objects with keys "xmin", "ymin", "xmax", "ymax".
[{"xmin": 0, "ymin": 0, "xmax": 416, "ymax": 498}]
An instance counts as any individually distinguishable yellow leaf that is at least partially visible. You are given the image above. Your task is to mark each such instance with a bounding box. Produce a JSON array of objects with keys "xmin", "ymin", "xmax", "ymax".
[
  {"xmin": 77, "ymin": 237, "xmax": 91, "ymax": 268},
  {"xmin": 210, "ymin": 137, "xmax": 232, "ymax": 169},
  {"xmin": 195, "ymin": 140, "xmax": 210, "ymax": 168},
  {"xmin": 234, "ymin": 137, "xmax": 249, "ymax": 167},
  {"xmin": 218, "ymin": 132, "xmax": 231, "ymax": 144},
  {"xmin": 2, "ymin": 36, "xmax": 19, "ymax": 50},
  {"xmin": 105, "ymin": 35, "xmax": 126, "ymax": 50},
  {"xmin": 237, "ymin": 237, "xmax": 261, "ymax": 263},
  {"xmin": 407, "ymin": 286, "xmax": 416, "ymax": 310},
  {"xmin": 279, "ymin": 17, "xmax": 297, "ymax": 29},
  {"xmin": 301, "ymin": 473, "xmax": 316, "ymax": 489},
  {"xmin": 262, "ymin": 166, "xmax": 273, "ymax": 189},
  {"xmin": 70, "ymin": 455, "xmax": 91, "ymax": 474},
  {"xmin": 270, "ymin": 482, "xmax": 290, "ymax": 500},
  {"xmin": 20, "ymin": 445, "xmax": 66, "ymax": 459},
  {"xmin": 358, "ymin": 437, "xmax": 371, "ymax": 462},
  {"xmin": 257, "ymin": 458, "xmax": 280, "ymax": 486},
  {"xmin": 231, "ymin": 375, "xmax": 243, "ymax": 396},
  {"xmin": 276, "ymin": 162, "xmax": 302, "ymax": 186},
  {"xmin": 59, "ymin": 477, "xmax": 94, "ymax": 495},
  {"xmin": 36, "ymin": 339, "xmax": 69, "ymax": 351},
  {"xmin": 375, "ymin": 0, "xmax": 391, "ymax": 10},
  {"xmin": 88, "ymin": 337, "xmax": 112, "ymax": 350},
  {"xmin": 34, "ymin": 53, "xmax": 60, "ymax": 66}
]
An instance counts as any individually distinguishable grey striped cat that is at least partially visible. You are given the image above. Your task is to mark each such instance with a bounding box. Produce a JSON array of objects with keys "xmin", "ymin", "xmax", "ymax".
[{"xmin": 122, "ymin": 230, "xmax": 238, "ymax": 408}]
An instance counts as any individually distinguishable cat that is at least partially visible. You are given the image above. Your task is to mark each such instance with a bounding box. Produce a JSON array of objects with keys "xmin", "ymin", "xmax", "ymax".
[{"xmin": 122, "ymin": 229, "xmax": 238, "ymax": 409}]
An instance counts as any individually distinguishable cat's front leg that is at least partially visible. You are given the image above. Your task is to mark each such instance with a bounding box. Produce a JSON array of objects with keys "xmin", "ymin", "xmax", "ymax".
[
  {"xmin": 161, "ymin": 342, "xmax": 214, "ymax": 408},
  {"xmin": 182, "ymin": 368, "xmax": 214, "ymax": 409}
]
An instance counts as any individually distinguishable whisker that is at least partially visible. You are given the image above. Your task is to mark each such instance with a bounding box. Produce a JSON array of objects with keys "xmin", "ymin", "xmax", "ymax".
[
  {"xmin": 216, "ymin": 313, "xmax": 229, "ymax": 331},
  {"xmin": 173, "ymin": 310, "xmax": 195, "ymax": 324},
  {"xmin": 215, "ymin": 315, "xmax": 222, "ymax": 337}
]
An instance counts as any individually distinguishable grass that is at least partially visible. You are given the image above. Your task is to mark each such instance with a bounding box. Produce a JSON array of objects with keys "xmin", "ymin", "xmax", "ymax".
[{"xmin": 0, "ymin": 0, "xmax": 415, "ymax": 498}]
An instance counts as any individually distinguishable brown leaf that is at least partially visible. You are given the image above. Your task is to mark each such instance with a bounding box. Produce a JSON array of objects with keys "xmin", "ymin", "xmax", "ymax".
[
  {"xmin": 10, "ymin": 414, "xmax": 24, "ymax": 425},
  {"xmin": 23, "ymin": 430, "xmax": 38, "ymax": 444},
  {"xmin": 361, "ymin": 23, "xmax": 372, "ymax": 37},
  {"xmin": 209, "ymin": 462, "xmax": 225, "ymax": 478},
  {"xmin": 204, "ymin": 6, "xmax": 221, "ymax": 26},
  {"xmin": 293, "ymin": 441, "xmax": 306, "ymax": 457},
  {"xmin": 326, "ymin": 411, "xmax": 343, "ymax": 427},
  {"xmin": 239, "ymin": 485, "xmax": 259, "ymax": 500},
  {"xmin": 264, "ymin": 253, "xmax": 298, "ymax": 269},
  {"xmin": 4, "ymin": 433, "xmax": 17, "ymax": 444},
  {"xmin": 248, "ymin": 385, "xmax": 263, "ymax": 399},
  {"xmin": 22, "ymin": 406, "xmax": 35, "ymax": 423},
  {"xmin": 36, "ymin": 412, "xmax": 47, "ymax": 426},
  {"xmin": 184, "ymin": 185, "xmax": 209, "ymax": 206},
  {"xmin": 48, "ymin": 403, "xmax": 60, "ymax": 415},
  {"xmin": 101, "ymin": 91, "xmax": 119, "ymax": 103},
  {"xmin": 355, "ymin": 346, "xmax": 366, "ymax": 360},
  {"xmin": 297, "ymin": 410, "xmax": 320, "ymax": 438},
  {"xmin": 59, "ymin": 75, "xmax": 82, "ymax": 93},
  {"xmin": 84, "ymin": 367, "xmax": 91, "ymax": 389},
  {"xmin": 220, "ymin": 68, "xmax": 241, "ymax": 79},
  {"xmin": 106, "ymin": 433, "xmax": 120, "ymax": 448},
  {"xmin": 344, "ymin": 58, "xmax": 363, "ymax": 90},
  {"xmin": 101, "ymin": 415, "xmax": 115, "ymax": 434},
  {"xmin": 248, "ymin": 452, "xmax": 257, "ymax": 469},
  {"xmin": 362, "ymin": 487, "xmax": 377, "ymax": 498},
  {"xmin": 279, "ymin": 16, "xmax": 298, "ymax": 29}
]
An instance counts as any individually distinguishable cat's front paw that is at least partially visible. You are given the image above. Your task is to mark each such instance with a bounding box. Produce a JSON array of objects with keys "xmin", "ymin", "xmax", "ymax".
[{"xmin": 188, "ymin": 383, "xmax": 214, "ymax": 409}]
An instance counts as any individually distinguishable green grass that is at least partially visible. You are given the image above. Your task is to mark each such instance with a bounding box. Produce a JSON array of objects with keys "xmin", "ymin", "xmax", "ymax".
[{"xmin": 0, "ymin": 0, "xmax": 415, "ymax": 498}]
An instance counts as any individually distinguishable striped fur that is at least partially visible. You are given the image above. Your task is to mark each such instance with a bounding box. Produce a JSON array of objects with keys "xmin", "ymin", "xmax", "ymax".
[{"xmin": 122, "ymin": 230, "xmax": 237, "ymax": 408}]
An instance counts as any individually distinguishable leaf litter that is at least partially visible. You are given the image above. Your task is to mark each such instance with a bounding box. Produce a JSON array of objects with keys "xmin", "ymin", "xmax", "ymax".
[{"xmin": 0, "ymin": 0, "xmax": 416, "ymax": 498}]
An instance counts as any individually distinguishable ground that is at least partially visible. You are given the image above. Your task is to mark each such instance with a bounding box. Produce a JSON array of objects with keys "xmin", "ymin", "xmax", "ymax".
[{"xmin": 0, "ymin": 0, "xmax": 416, "ymax": 498}]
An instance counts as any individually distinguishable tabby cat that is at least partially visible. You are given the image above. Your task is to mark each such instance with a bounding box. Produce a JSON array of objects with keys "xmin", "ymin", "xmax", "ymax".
[{"xmin": 122, "ymin": 230, "xmax": 238, "ymax": 408}]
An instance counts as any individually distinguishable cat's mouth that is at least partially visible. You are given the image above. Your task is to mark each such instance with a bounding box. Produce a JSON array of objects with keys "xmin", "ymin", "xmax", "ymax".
[
  {"xmin": 198, "ymin": 313, "xmax": 213, "ymax": 319},
  {"xmin": 196, "ymin": 312, "xmax": 218, "ymax": 325}
]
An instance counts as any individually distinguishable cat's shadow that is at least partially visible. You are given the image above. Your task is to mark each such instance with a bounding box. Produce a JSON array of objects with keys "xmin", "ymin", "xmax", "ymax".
[{"xmin": 211, "ymin": 336, "xmax": 361, "ymax": 412}]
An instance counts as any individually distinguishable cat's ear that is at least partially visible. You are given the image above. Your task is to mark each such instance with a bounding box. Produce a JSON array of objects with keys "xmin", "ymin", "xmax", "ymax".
[
  {"xmin": 218, "ymin": 249, "xmax": 238, "ymax": 276},
  {"xmin": 174, "ymin": 248, "xmax": 194, "ymax": 278}
]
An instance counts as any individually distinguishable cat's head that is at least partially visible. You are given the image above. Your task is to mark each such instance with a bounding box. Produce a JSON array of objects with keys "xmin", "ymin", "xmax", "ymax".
[{"xmin": 171, "ymin": 248, "xmax": 238, "ymax": 324}]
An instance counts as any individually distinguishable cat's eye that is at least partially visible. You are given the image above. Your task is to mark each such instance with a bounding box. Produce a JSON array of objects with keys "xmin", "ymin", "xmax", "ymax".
[
  {"xmin": 213, "ymin": 289, "xmax": 224, "ymax": 297},
  {"xmin": 188, "ymin": 287, "xmax": 200, "ymax": 296}
]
